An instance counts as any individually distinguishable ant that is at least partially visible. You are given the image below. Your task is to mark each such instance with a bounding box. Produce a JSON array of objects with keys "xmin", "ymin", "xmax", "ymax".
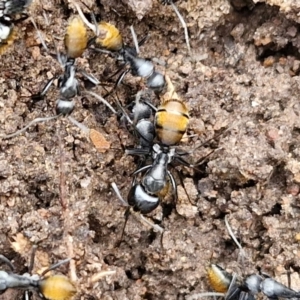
[
  {"xmin": 187, "ymin": 216, "xmax": 300, "ymax": 300},
  {"xmin": 73, "ymin": 2, "xmax": 166, "ymax": 94},
  {"xmin": 2, "ymin": 14, "xmax": 114, "ymax": 152},
  {"xmin": 0, "ymin": 246, "xmax": 76, "ymax": 300}
]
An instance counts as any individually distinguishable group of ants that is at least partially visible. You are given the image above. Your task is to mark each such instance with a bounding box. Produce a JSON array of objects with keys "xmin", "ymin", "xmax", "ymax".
[{"xmin": 0, "ymin": 0, "xmax": 299, "ymax": 299}]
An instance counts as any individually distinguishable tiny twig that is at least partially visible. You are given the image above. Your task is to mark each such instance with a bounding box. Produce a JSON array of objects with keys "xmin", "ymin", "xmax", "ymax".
[
  {"xmin": 58, "ymin": 128, "xmax": 67, "ymax": 210},
  {"xmin": 57, "ymin": 124, "xmax": 77, "ymax": 282},
  {"xmin": 224, "ymin": 215, "xmax": 247, "ymax": 264},
  {"xmin": 169, "ymin": 1, "xmax": 191, "ymax": 55},
  {"xmin": 130, "ymin": 25, "xmax": 139, "ymax": 54}
]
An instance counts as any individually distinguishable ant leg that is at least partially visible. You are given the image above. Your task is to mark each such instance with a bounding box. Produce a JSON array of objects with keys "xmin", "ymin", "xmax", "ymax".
[
  {"xmin": 111, "ymin": 182, "xmax": 131, "ymax": 246},
  {"xmin": 115, "ymin": 207, "xmax": 131, "ymax": 247},
  {"xmin": 138, "ymin": 214, "xmax": 164, "ymax": 233},
  {"xmin": 138, "ymin": 33, "xmax": 149, "ymax": 47},
  {"xmin": 143, "ymin": 100, "xmax": 157, "ymax": 112},
  {"xmin": 87, "ymin": 36, "xmax": 97, "ymax": 48},
  {"xmin": 132, "ymin": 165, "xmax": 152, "ymax": 176},
  {"xmin": 191, "ymin": 149, "xmax": 216, "ymax": 168},
  {"xmin": 31, "ymin": 77, "xmax": 56, "ymax": 102},
  {"xmin": 40, "ymin": 258, "xmax": 71, "ymax": 277},
  {"xmin": 167, "ymin": 170, "xmax": 178, "ymax": 203},
  {"xmin": 79, "ymin": 70, "xmax": 100, "ymax": 85},
  {"xmin": 85, "ymin": 91, "xmax": 117, "ymax": 114},
  {"xmin": 171, "ymin": 166, "xmax": 195, "ymax": 205},
  {"xmin": 0, "ymin": 255, "xmax": 15, "ymax": 271},
  {"xmin": 111, "ymin": 182, "xmax": 129, "ymax": 207},
  {"xmin": 125, "ymin": 148, "xmax": 150, "ymax": 156},
  {"xmin": 188, "ymin": 292, "xmax": 226, "ymax": 299},
  {"xmin": 114, "ymin": 69, "xmax": 131, "ymax": 89},
  {"xmin": 28, "ymin": 245, "xmax": 38, "ymax": 274},
  {"xmin": 101, "ymin": 65, "xmax": 130, "ymax": 97}
]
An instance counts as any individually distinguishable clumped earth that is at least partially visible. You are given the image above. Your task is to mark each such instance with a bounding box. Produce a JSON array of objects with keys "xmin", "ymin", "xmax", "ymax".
[{"xmin": 1, "ymin": 0, "xmax": 300, "ymax": 299}]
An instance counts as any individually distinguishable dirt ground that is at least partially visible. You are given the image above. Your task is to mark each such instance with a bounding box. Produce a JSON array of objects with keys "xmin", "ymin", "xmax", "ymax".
[{"xmin": 1, "ymin": 0, "xmax": 300, "ymax": 299}]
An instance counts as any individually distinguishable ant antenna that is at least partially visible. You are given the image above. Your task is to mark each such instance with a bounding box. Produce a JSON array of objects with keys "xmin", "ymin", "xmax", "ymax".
[
  {"xmin": 113, "ymin": 93, "xmax": 133, "ymax": 125},
  {"xmin": 85, "ymin": 91, "xmax": 117, "ymax": 114},
  {"xmin": 1, "ymin": 115, "xmax": 60, "ymax": 139},
  {"xmin": 40, "ymin": 258, "xmax": 72, "ymax": 277}
]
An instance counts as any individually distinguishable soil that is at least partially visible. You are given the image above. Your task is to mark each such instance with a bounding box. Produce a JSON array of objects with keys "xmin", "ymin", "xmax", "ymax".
[{"xmin": 1, "ymin": 0, "xmax": 300, "ymax": 299}]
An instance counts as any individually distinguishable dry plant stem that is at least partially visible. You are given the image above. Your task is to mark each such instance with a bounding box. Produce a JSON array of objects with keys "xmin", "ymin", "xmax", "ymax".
[
  {"xmin": 160, "ymin": 75, "xmax": 180, "ymax": 103},
  {"xmin": 224, "ymin": 215, "xmax": 247, "ymax": 263},
  {"xmin": 90, "ymin": 270, "xmax": 116, "ymax": 284},
  {"xmin": 57, "ymin": 125, "xmax": 77, "ymax": 282},
  {"xmin": 68, "ymin": 116, "xmax": 89, "ymax": 134},
  {"xmin": 30, "ymin": 16, "xmax": 49, "ymax": 51},
  {"xmin": 169, "ymin": 1, "xmax": 191, "ymax": 55},
  {"xmin": 130, "ymin": 25, "xmax": 140, "ymax": 54},
  {"xmin": 71, "ymin": 1, "xmax": 96, "ymax": 33},
  {"xmin": 58, "ymin": 127, "xmax": 67, "ymax": 210},
  {"xmin": 185, "ymin": 292, "xmax": 225, "ymax": 300}
]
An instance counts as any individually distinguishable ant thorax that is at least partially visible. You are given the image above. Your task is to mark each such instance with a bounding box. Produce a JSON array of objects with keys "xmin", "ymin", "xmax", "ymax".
[{"xmin": 152, "ymin": 144, "xmax": 175, "ymax": 163}]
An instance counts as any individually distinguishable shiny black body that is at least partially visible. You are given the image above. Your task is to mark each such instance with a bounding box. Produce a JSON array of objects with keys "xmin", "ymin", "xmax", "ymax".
[
  {"xmin": 33, "ymin": 53, "xmax": 98, "ymax": 116},
  {"xmin": 212, "ymin": 265, "xmax": 300, "ymax": 300},
  {"xmin": 128, "ymin": 183, "xmax": 160, "ymax": 214},
  {"xmin": 0, "ymin": 0, "xmax": 32, "ymax": 16}
]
